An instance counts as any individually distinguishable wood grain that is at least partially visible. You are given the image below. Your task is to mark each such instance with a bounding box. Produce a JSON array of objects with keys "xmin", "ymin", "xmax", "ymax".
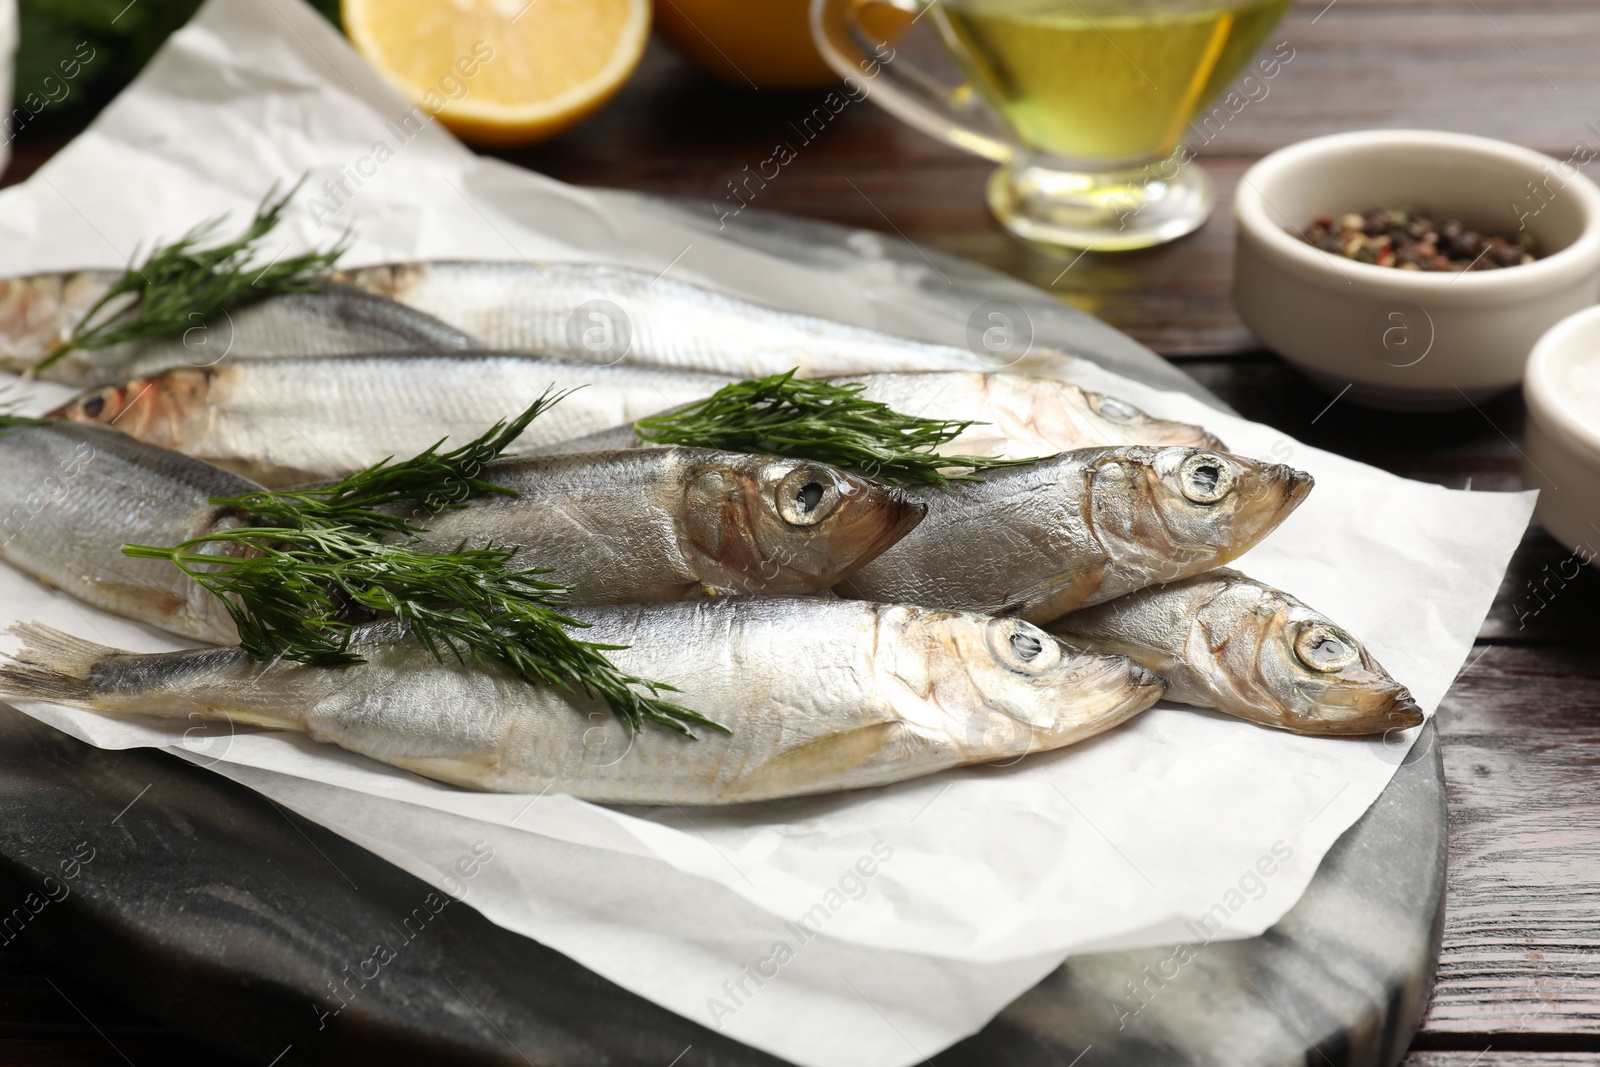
[
  {"xmin": 1403, "ymin": 1056, "xmax": 1600, "ymax": 1067},
  {"xmin": 1422, "ymin": 644, "xmax": 1600, "ymax": 1041}
]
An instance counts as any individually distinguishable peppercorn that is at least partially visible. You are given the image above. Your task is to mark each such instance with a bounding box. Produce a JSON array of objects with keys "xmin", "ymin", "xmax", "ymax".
[{"xmin": 1293, "ymin": 207, "xmax": 1542, "ymax": 271}]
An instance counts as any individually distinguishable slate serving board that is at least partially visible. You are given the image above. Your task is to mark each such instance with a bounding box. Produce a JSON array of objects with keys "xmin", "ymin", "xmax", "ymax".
[{"xmin": 0, "ymin": 203, "xmax": 1445, "ymax": 1066}]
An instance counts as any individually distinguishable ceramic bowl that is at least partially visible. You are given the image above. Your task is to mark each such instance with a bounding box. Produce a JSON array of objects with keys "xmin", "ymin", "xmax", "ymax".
[
  {"xmin": 1523, "ymin": 304, "xmax": 1600, "ymax": 568},
  {"xmin": 1234, "ymin": 129, "xmax": 1600, "ymax": 411}
]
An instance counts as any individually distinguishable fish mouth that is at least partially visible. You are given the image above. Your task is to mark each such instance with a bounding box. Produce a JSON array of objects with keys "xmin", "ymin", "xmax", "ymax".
[
  {"xmin": 1292, "ymin": 686, "xmax": 1425, "ymax": 737},
  {"xmin": 1379, "ymin": 690, "xmax": 1425, "ymax": 731},
  {"xmin": 784, "ymin": 481, "xmax": 926, "ymax": 589},
  {"xmin": 1253, "ymin": 463, "xmax": 1315, "ymax": 529},
  {"xmin": 1211, "ymin": 462, "xmax": 1314, "ymax": 566},
  {"xmin": 1026, "ymin": 655, "xmax": 1165, "ymax": 750},
  {"xmin": 1274, "ymin": 464, "xmax": 1316, "ymax": 509},
  {"xmin": 843, "ymin": 488, "xmax": 926, "ymax": 573}
]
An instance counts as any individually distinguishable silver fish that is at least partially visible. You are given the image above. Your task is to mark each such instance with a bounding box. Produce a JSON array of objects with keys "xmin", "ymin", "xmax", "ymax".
[
  {"xmin": 405, "ymin": 449, "xmax": 925, "ymax": 600},
  {"xmin": 0, "ymin": 273, "xmax": 478, "ymax": 387},
  {"xmin": 0, "ymin": 425, "xmax": 916, "ymax": 640},
  {"xmin": 1048, "ymin": 569, "xmax": 1424, "ymax": 736},
  {"xmin": 837, "ymin": 447, "xmax": 1313, "ymax": 623},
  {"xmin": 534, "ymin": 370, "xmax": 1227, "ymax": 458},
  {"xmin": 0, "ymin": 600, "xmax": 1163, "ymax": 804},
  {"xmin": 48, "ymin": 353, "xmax": 735, "ymax": 486},
  {"xmin": 334, "ymin": 260, "xmax": 1015, "ymax": 378},
  {"xmin": 0, "ymin": 422, "xmax": 253, "ymax": 643},
  {"xmin": 838, "ymin": 372, "xmax": 1227, "ymax": 457}
]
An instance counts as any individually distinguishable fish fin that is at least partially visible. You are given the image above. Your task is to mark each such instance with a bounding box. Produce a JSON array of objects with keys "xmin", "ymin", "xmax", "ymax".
[
  {"xmin": 741, "ymin": 722, "xmax": 910, "ymax": 800},
  {"xmin": 0, "ymin": 623, "xmax": 121, "ymax": 706},
  {"xmin": 388, "ymin": 753, "xmax": 502, "ymax": 790}
]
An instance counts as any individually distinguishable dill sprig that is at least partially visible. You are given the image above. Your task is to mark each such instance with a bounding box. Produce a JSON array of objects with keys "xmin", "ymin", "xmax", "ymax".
[
  {"xmin": 124, "ymin": 531, "xmax": 714, "ymax": 736},
  {"xmin": 633, "ymin": 370, "xmax": 1034, "ymax": 487},
  {"xmin": 210, "ymin": 393, "xmax": 565, "ymax": 537},
  {"xmin": 32, "ymin": 178, "xmax": 349, "ymax": 376},
  {"xmin": 0, "ymin": 392, "xmax": 47, "ymax": 433},
  {"xmin": 124, "ymin": 395, "xmax": 718, "ymax": 737}
]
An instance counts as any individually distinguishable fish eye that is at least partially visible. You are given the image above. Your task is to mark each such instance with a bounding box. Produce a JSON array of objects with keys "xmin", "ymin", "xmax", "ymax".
[
  {"xmin": 776, "ymin": 467, "xmax": 841, "ymax": 526},
  {"xmin": 1089, "ymin": 392, "xmax": 1141, "ymax": 423},
  {"xmin": 988, "ymin": 620, "xmax": 1063, "ymax": 673},
  {"xmin": 1294, "ymin": 624, "xmax": 1360, "ymax": 672},
  {"xmin": 1178, "ymin": 452, "xmax": 1235, "ymax": 504},
  {"xmin": 80, "ymin": 391, "xmax": 109, "ymax": 420}
]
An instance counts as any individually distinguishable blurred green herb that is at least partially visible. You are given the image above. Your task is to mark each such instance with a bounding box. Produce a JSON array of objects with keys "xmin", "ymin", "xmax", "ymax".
[
  {"xmin": 0, "ymin": 396, "xmax": 47, "ymax": 433},
  {"xmin": 14, "ymin": 1, "xmax": 340, "ymax": 131},
  {"xmin": 634, "ymin": 370, "xmax": 1034, "ymax": 487}
]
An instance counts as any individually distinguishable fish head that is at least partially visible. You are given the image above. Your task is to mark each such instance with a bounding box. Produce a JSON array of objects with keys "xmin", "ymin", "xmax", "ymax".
[
  {"xmin": 48, "ymin": 368, "xmax": 212, "ymax": 449},
  {"xmin": 1079, "ymin": 390, "xmax": 1229, "ymax": 451},
  {"xmin": 1198, "ymin": 587, "xmax": 1424, "ymax": 736},
  {"xmin": 1085, "ymin": 447, "xmax": 1313, "ymax": 595},
  {"xmin": 884, "ymin": 608, "xmax": 1163, "ymax": 759},
  {"xmin": 683, "ymin": 456, "xmax": 925, "ymax": 593},
  {"xmin": 0, "ymin": 272, "xmax": 124, "ymax": 374}
]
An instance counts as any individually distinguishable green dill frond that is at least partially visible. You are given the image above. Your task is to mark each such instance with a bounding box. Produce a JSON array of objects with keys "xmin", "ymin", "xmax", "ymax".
[
  {"xmin": 125, "ymin": 394, "xmax": 717, "ymax": 737},
  {"xmin": 633, "ymin": 370, "xmax": 1034, "ymax": 487},
  {"xmin": 0, "ymin": 390, "xmax": 49, "ymax": 433},
  {"xmin": 210, "ymin": 390, "xmax": 570, "ymax": 538},
  {"xmin": 33, "ymin": 177, "xmax": 349, "ymax": 375}
]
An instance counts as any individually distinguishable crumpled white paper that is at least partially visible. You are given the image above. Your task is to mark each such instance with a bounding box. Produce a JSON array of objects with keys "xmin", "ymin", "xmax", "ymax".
[{"xmin": 0, "ymin": 2, "xmax": 1535, "ymax": 1065}]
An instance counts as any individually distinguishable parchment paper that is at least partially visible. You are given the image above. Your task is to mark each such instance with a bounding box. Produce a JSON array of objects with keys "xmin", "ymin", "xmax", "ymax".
[{"xmin": 0, "ymin": 3, "xmax": 1535, "ymax": 1064}]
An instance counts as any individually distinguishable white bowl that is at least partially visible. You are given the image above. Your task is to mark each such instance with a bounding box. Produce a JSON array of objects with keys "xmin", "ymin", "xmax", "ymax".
[
  {"xmin": 1234, "ymin": 130, "xmax": 1600, "ymax": 411},
  {"xmin": 1524, "ymin": 305, "xmax": 1600, "ymax": 567}
]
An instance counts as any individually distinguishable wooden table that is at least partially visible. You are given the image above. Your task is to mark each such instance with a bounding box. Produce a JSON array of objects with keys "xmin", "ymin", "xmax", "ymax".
[{"xmin": 4, "ymin": 1, "xmax": 1599, "ymax": 1062}]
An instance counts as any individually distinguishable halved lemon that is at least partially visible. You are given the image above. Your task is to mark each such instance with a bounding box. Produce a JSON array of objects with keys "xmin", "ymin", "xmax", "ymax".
[{"xmin": 343, "ymin": 0, "xmax": 651, "ymax": 146}]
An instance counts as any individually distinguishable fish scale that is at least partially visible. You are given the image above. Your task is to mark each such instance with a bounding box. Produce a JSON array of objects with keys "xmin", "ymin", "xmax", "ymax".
[
  {"xmin": 0, "ymin": 426, "xmax": 923, "ymax": 641},
  {"xmin": 0, "ymin": 275, "xmax": 479, "ymax": 387},
  {"xmin": 50, "ymin": 353, "xmax": 736, "ymax": 486},
  {"xmin": 334, "ymin": 260, "xmax": 1014, "ymax": 378},
  {"xmin": 0, "ymin": 422, "xmax": 255, "ymax": 644},
  {"xmin": 0, "ymin": 599, "xmax": 1164, "ymax": 804},
  {"xmin": 1049, "ymin": 568, "xmax": 1424, "ymax": 736},
  {"xmin": 403, "ymin": 447, "xmax": 925, "ymax": 602},
  {"xmin": 839, "ymin": 446, "xmax": 1313, "ymax": 623}
]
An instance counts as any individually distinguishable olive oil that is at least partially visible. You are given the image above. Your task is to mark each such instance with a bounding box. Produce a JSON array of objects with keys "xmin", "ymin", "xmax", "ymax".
[{"xmin": 935, "ymin": 0, "xmax": 1293, "ymax": 164}]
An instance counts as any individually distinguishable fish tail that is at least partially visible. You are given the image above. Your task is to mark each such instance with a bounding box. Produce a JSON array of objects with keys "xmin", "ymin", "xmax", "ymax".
[{"xmin": 0, "ymin": 622, "xmax": 120, "ymax": 706}]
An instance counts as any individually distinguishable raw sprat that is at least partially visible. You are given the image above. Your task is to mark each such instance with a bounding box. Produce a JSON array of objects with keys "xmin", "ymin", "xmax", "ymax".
[
  {"xmin": 49, "ymin": 353, "xmax": 735, "ymax": 486},
  {"xmin": 29, "ymin": 179, "xmax": 349, "ymax": 377},
  {"xmin": 1049, "ymin": 569, "xmax": 1424, "ymax": 735},
  {"xmin": 837, "ymin": 446, "xmax": 1314, "ymax": 623},
  {"xmin": 332, "ymin": 260, "xmax": 1003, "ymax": 378},
  {"xmin": 401, "ymin": 449, "xmax": 925, "ymax": 601},
  {"xmin": 0, "ymin": 600, "xmax": 1164, "ymax": 804}
]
